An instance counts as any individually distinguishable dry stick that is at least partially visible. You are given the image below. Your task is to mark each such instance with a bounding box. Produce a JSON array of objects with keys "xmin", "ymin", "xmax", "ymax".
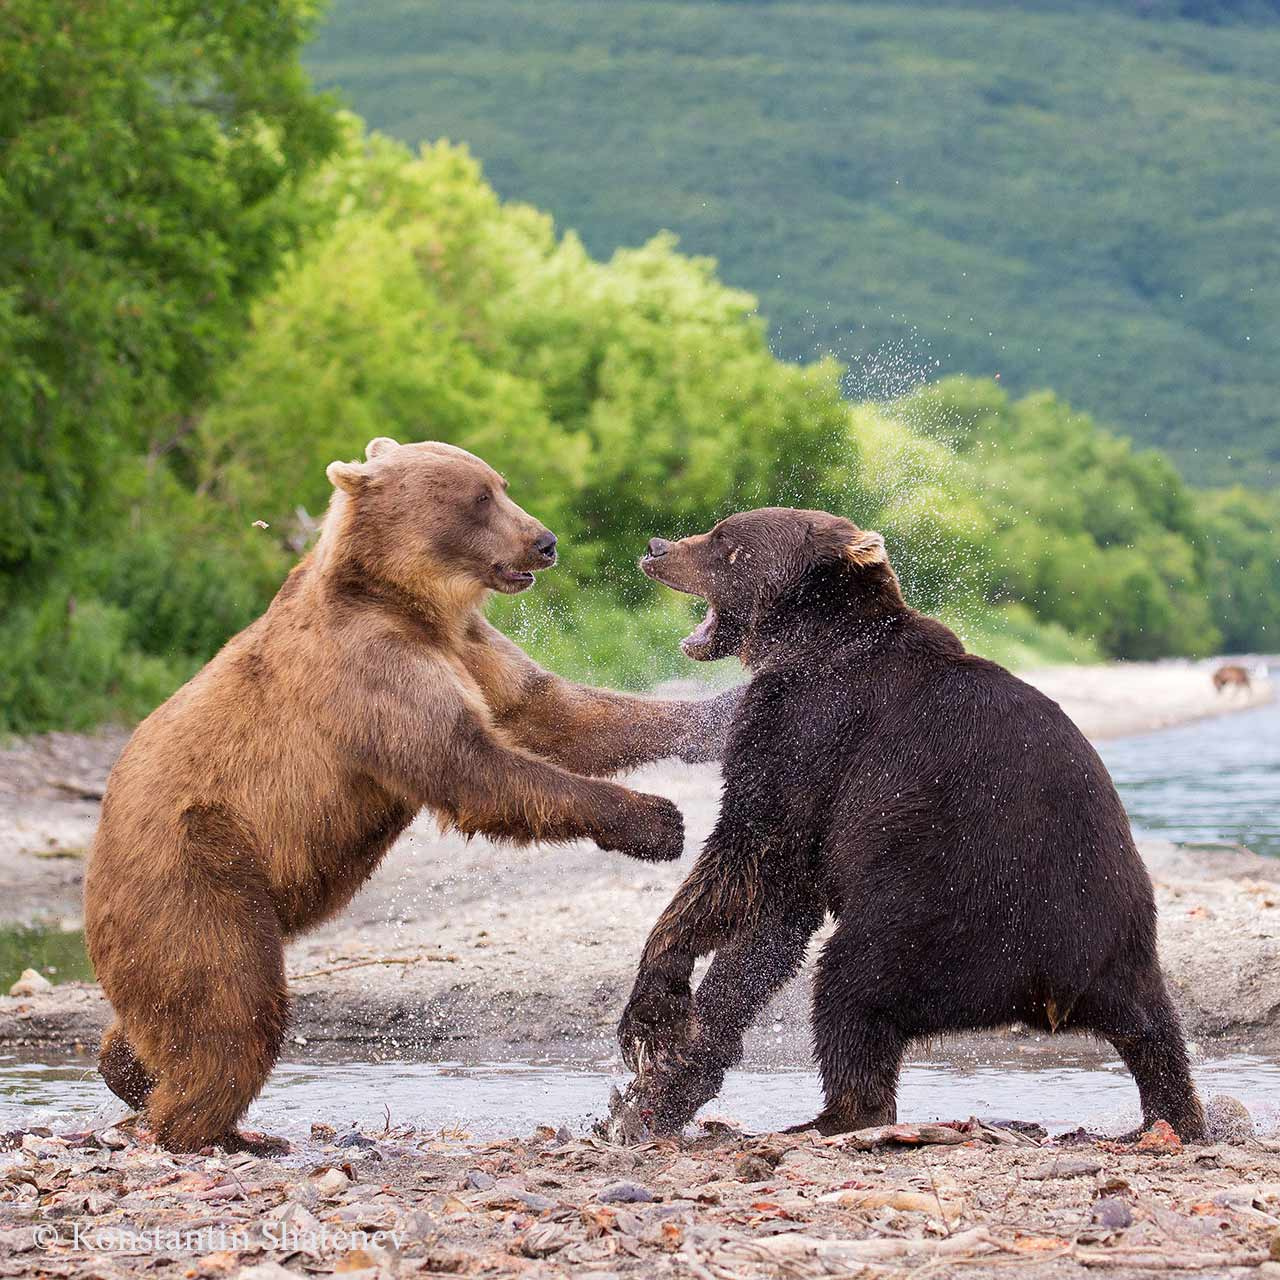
[
  {"xmin": 1073, "ymin": 1248, "xmax": 1269, "ymax": 1270},
  {"xmin": 287, "ymin": 953, "xmax": 458, "ymax": 981}
]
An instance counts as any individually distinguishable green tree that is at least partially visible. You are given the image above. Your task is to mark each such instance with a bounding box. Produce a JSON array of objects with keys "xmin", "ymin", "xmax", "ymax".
[
  {"xmin": 0, "ymin": 0, "xmax": 335, "ymax": 590},
  {"xmin": 0, "ymin": 0, "xmax": 337, "ymax": 729}
]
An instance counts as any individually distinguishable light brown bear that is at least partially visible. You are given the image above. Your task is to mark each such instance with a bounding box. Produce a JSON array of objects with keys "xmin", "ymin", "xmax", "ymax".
[{"xmin": 85, "ymin": 438, "xmax": 735, "ymax": 1154}]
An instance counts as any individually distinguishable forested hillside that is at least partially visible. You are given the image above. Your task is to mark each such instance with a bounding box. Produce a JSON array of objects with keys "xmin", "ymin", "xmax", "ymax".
[{"xmin": 306, "ymin": 0, "xmax": 1280, "ymax": 486}]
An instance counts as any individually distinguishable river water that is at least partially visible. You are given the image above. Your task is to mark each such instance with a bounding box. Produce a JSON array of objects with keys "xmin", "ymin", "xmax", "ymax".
[
  {"xmin": 4, "ymin": 1048, "xmax": 1279, "ymax": 1141},
  {"xmin": 1098, "ymin": 670, "xmax": 1280, "ymax": 858}
]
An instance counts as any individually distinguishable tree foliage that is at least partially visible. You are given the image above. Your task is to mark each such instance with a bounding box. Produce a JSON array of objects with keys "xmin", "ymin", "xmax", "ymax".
[{"xmin": 0, "ymin": 0, "xmax": 336, "ymax": 587}]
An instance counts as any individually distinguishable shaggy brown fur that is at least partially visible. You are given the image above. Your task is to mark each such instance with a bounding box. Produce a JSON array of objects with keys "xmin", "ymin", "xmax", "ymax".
[
  {"xmin": 85, "ymin": 438, "xmax": 736, "ymax": 1154},
  {"xmin": 617, "ymin": 508, "xmax": 1203, "ymax": 1141}
]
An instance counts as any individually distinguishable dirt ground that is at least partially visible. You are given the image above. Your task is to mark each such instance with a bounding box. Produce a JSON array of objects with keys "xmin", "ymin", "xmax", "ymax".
[{"xmin": 5, "ymin": 1106, "xmax": 1280, "ymax": 1280}]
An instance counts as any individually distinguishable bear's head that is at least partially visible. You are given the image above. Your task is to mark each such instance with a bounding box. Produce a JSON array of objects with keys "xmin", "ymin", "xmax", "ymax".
[
  {"xmin": 326, "ymin": 438, "xmax": 557, "ymax": 601},
  {"xmin": 640, "ymin": 507, "xmax": 904, "ymax": 665}
]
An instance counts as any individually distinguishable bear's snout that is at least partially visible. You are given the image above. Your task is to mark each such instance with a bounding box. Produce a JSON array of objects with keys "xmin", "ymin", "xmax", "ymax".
[{"xmin": 647, "ymin": 537, "xmax": 670, "ymax": 558}]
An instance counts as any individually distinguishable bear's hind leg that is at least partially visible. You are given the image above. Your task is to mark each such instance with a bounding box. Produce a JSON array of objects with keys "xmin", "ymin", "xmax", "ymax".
[
  {"xmin": 1076, "ymin": 969, "xmax": 1205, "ymax": 1142},
  {"xmin": 789, "ymin": 924, "xmax": 906, "ymax": 1135},
  {"xmin": 126, "ymin": 806, "xmax": 291, "ymax": 1154},
  {"xmin": 140, "ymin": 962, "xmax": 289, "ymax": 1154},
  {"xmin": 100, "ymin": 1021, "xmax": 155, "ymax": 1111}
]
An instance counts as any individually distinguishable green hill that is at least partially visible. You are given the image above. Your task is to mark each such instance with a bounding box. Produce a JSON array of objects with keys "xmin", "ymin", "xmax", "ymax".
[{"xmin": 305, "ymin": 0, "xmax": 1280, "ymax": 487}]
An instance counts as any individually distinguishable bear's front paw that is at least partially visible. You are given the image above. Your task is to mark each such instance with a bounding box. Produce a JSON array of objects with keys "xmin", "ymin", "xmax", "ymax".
[
  {"xmin": 618, "ymin": 967, "xmax": 695, "ymax": 1071},
  {"xmin": 610, "ymin": 794, "xmax": 685, "ymax": 863}
]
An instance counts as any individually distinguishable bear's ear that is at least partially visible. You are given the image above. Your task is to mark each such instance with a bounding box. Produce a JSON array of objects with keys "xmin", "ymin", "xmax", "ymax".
[
  {"xmin": 326, "ymin": 460, "xmax": 367, "ymax": 496},
  {"xmin": 843, "ymin": 529, "xmax": 886, "ymax": 568},
  {"xmin": 365, "ymin": 436, "xmax": 400, "ymax": 460}
]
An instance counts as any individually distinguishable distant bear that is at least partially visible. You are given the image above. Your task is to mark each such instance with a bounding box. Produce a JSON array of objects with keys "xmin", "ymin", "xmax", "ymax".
[
  {"xmin": 617, "ymin": 507, "xmax": 1205, "ymax": 1140},
  {"xmin": 86, "ymin": 439, "xmax": 737, "ymax": 1154},
  {"xmin": 1212, "ymin": 664, "xmax": 1251, "ymax": 695}
]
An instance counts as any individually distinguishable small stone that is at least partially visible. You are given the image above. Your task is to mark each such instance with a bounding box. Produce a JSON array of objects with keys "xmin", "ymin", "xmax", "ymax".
[
  {"xmin": 265, "ymin": 1200, "xmax": 323, "ymax": 1235},
  {"xmin": 8, "ymin": 969, "xmax": 52, "ymax": 997},
  {"xmin": 335, "ymin": 1131, "xmax": 377, "ymax": 1149},
  {"xmin": 312, "ymin": 1167, "xmax": 352, "ymax": 1197},
  {"xmin": 1206, "ymin": 1095, "xmax": 1254, "ymax": 1144},
  {"xmin": 520, "ymin": 1220, "xmax": 572, "ymax": 1257},
  {"xmin": 1270, "ymin": 1228, "xmax": 1280, "ymax": 1262},
  {"xmin": 555, "ymin": 1125, "xmax": 573, "ymax": 1144},
  {"xmin": 733, "ymin": 1153, "xmax": 776, "ymax": 1182},
  {"xmin": 465, "ymin": 1169, "xmax": 495, "ymax": 1190},
  {"xmin": 598, "ymin": 1181, "xmax": 657, "ymax": 1204},
  {"xmin": 311, "ymin": 1122, "xmax": 337, "ymax": 1142},
  {"xmin": 1091, "ymin": 1197, "xmax": 1133, "ymax": 1230},
  {"xmin": 1024, "ymin": 1155, "xmax": 1103, "ymax": 1180},
  {"xmin": 1135, "ymin": 1119, "xmax": 1182, "ymax": 1153}
]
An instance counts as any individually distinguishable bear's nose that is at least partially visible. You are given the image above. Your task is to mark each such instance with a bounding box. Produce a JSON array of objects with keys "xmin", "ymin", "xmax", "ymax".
[
  {"xmin": 533, "ymin": 530, "xmax": 557, "ymax": 560},
  {"xmin": 647, "ymin": 537, "xmax": 669, "ymax": 558}
]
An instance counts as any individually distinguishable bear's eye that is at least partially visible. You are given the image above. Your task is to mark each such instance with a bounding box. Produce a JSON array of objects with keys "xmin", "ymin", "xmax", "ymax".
[{"xmin": 476, "ymin": 492, "xmax": 491, "ymax": 505}]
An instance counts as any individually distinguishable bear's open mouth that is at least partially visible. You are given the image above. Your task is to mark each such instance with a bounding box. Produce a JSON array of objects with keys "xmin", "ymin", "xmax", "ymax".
[
  {"xmin": 681, "ymin": 604, "xmax": 719, "ymax": 660},
  {"xmin": 492, "ymin": 565, "xmax": 538, "ymax": 593}
]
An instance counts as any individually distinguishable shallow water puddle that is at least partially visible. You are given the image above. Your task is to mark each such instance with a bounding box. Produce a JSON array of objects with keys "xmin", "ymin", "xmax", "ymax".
[{"xmin": 4, "ymin": 1052, "xmax": 1277, "ymax": 1142}]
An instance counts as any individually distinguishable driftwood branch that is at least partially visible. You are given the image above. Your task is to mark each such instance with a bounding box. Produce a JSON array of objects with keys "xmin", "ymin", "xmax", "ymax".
[
  {"xmin": 1074, "ymin": 1247, "xmax": 1269, "ymax": 1270},
  {"xmin": 287, "ymin": 952, "xmax": 459, "ymax": 981}
]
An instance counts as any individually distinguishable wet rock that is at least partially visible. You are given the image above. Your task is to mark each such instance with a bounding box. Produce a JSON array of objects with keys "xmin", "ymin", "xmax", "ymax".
[
  {"xmin": 598, "ymin": 1181, "xmax": 657, "ymax": 1204},
  {"xmin": 311, "ymin": 1122, "xmax": 337, "ymax": 1142},
  {"xmin": 733, "ymin": 1153, "xmax": 777, "ymax": 1183},
  {"xmin": 1135, "ymin": 1119, "xmax": 1182, "ymax": 1153},
  {"xmin": 465, "ymin": 1169, "xmax": 496, "ymax": 1191},
  {"xmin": 520, "ymin": 1220, "xmax": 572, "ymax": 1257},
  {"xmin": 1206, "ymin": 1095, "xmax": 1254, "ymax": 1144},
  {"xmin": 335, "ymin": 1131, "xmax": 377, "ymax": 1149},
  {"xmin": 8, "ymin": 969, "xmax": 52, "ymax": 997},
  {"xmin": 1091, "ymin": 1197, "xmax": 1133, "ymax": 1230},
  {"xmin": 988, "ymin": 1118, "xmax": 1047, "ymax": 1141},
  {"xmin": 1024, "ymin": 1155, "xmax": 1103, "ymax": 1180}
]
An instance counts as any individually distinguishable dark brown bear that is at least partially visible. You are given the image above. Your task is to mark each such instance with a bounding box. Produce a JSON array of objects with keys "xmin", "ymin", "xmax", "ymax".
[
  {"xmin": 86, "ymin": 438, "xmax": 737, "ymax": 1154},
  {"xmin": 617, "ymin": 507, "xmax": 1205, "ymax": 1140}
]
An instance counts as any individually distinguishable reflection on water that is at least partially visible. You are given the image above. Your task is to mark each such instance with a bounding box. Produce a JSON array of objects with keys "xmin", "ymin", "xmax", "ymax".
[
  {"xmin": 1100, "ymin": 678, "xmax": 1280, "ymax": 858},
  {"xmin": 3, "ymin": 1051, "xmax": 1277, "ymax": 1140}
]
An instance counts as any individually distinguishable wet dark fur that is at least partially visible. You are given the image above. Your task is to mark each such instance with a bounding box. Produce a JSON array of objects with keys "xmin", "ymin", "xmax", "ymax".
[{"xmin": 619, "ymin": 508, "xmax": 1205, "ymax": 1140}]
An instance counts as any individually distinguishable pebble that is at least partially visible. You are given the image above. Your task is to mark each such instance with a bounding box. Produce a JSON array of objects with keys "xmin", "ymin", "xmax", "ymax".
[
  {"xmin": 336, "ymin": 1131, "xmax": 377, "ymax": 1149},
  {"xmin": 1024, "ymin": 1155, "xmax": 1103, "ymax": 1180},
  {"xmin": 312, "ymin": 1167, "xmax": 352, "ymax": 1197},
  {"xmin": 8, "ymin": 969, "xmax": 52, "ymax": 997},
  {"xmin": 1090, "ymin": 1197, "xmax": 1133, "ymax": 1229},
  {"xmin": 733, "ymin": 1153, "xmax": 777, "ymax": 1182},
  {"xmin": 598, "ymin": 1181, "xmax": 657, "ymax": 1204},
  {"xmin": 1206, "ymin": 1094, "xmax": 1254, "ymax": 1144},
  {"xmin": 465, "ymin": 1169, "xmax": 496, "ymax": 1190}
]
